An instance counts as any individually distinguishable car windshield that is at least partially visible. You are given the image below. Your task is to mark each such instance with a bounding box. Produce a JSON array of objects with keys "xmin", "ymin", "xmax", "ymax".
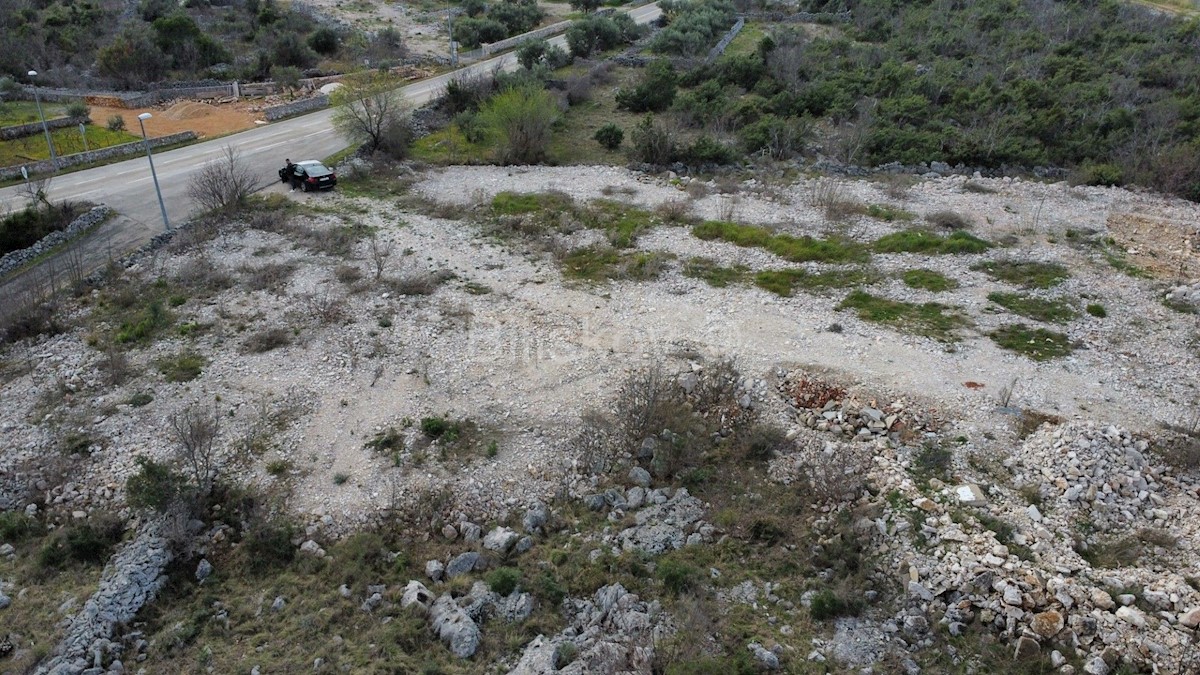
[{"xmin": 302, "ymin": 164, "xmax": 332, "ymax": 177}]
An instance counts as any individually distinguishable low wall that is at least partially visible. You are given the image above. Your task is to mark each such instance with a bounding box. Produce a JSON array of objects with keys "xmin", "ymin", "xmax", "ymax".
[
  {"xmin": 0, "ymin": 131, "xmax": 197, "ymax": 181},
  {"xmin": 0, "ymin": 115, "xmax": 90, "ymax": 141},
  {"xmin": 481, "ymin": 19, "xmax": 573, "ymax": 56},
  {"xmin": 706, "ymin": 16, "xmax": 745, "ymax": 64},
  {"xmin": 264, "ymin": 95, "xmax": 330, "ymax": 121},
  {"xmin": 0, "ymin": 206, "xmax": 113, "ymax": 279}
]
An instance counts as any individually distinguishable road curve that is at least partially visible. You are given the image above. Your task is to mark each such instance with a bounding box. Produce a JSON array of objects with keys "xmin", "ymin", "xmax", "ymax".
[{"xmin": 0, "ymin": 3, "xmax": 662, "ymax": 241}]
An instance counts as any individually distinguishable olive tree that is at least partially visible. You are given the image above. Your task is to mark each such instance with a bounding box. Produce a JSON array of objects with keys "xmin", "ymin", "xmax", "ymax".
[{"xmin": 331, "ymin": 71, "xmax": 411, "ymax": 157}]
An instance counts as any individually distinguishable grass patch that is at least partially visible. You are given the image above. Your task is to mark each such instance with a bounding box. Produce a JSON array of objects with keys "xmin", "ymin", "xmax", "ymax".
[
  {"xmin": 0, "ymin": 125, "xmax": 141, "ymax": 165},
  {"xmin": 902, "ymin": 269, "xmax": 958, "ymax": 292},
  {"xmin": 1086, "ymin": 303, "xmax": 1107, "ymax": 318},
  {"xmin": 865, "ymin": 203, "xmax": 916, "ymax": 222},
  {"xmin": 560, "ymin": 247, "xmax": 672, "ymax": 282},
  {"xmin": 753, "ymin": 268, "xmax": 876, "ymax": 297},
  {"xmin": 838, "ymin": 290, "xmax": 969, "ymax": 341},
  {"xmin": 972, "ymin": 260, "xmax": 1071, "ymax": 288},
  {"xmin": 0, "ymin": 101, "xmax": 68, "ymax": 126},
  {"xmin": 986, "ymin": 292, "xmax": 1077, "ymax": 324},
  {"xmin": 873, "ymin": 229, "xmax": 991, "ymax": 254},
  {"xmin": 683, "ymin": 257, "xmax": 749, "ymax": 287},
  {"xmin": 492, "ymin": 191, "xmax": 575, "ymax": 216},
  {"xmin": 156, "ymin": 351, "xmax": 207, "ymax": 382},
  {"xmin": 989, "ymin": 324, "xmax": 1073, "ymax": 360},
  {"xmin": 693, "ymin": 220, "xmax": 869, "ymax": 263}
]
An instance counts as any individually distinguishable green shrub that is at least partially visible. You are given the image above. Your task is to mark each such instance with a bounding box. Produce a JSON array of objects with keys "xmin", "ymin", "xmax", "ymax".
[
  {"xmin": 243, "ymin": 521, "xmax": 297, "ymax": 574},
  {"xmin": 1086, "ymin": 303, "xmax": 1107, "ymax": 318},
  {"xmin": 39, "ymin": 516, "xmax": 124, "ymax": 569},
  {"xmin": 126, "ymin": 456, "xmax": 186, "ymax": 511},
  {"xmin": 107, "ymin": 115, "xmax": 126, "ymax": 131},
  {"xmin": 629, "ymin": 115, "xmax": 678, "ymax": 165},
  {"xmin": 67, "ymin": 102, "xmax": 90, "ymax": 118},
  {"xmin": 1079, "ymin": 162, "xmax": 1123, "ymax": 187},
  {"xmin": 420, "ymin": 416, "xmax": 461, "ymax": 441},
  {"xmin": 0, "ymin": 202, "xmax": 86, "ymax": 256},
  {"xmin": 593, "ymin": 123, "xmax": 624, "ymax": 151},
  {"xmin": 682, "ymin": 134, "xmax": 736, "ymax": 164},
  {"xmin": 656, "ymin": 558, "xmax": 698, "ymax": 595},
  {"xmin": 0, "ymin": 511, "xmax": 44, "ymax": 543},
  {"xmin": 487, "ymin": 566, "xmax": 522, "ymax": 596},
  {"xmin": 116, "ymin": 300, "xmax": 171, "ymax": 344},
  {"xmin": 156, "ymin": 351, "xmax": 206, "ymax": 382},
  {"xmin": 809, "ymin": 588, "xmax": 860, "ymax": 620},
  {"xmin": 616, "ymin": 60, "xmax": 678, "ymax": 113}
]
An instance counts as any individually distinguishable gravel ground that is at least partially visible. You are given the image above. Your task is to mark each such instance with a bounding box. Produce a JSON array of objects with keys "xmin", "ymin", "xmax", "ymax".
[{"xmin": 1, "ymin": 165, "xmax": 1197, "ymax": 539}]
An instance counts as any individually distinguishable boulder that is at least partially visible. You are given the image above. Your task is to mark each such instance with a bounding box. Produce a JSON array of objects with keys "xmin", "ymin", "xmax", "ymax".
[
  {"xmin": 426, "ymin": 560, "xmax": 445, "ymax": 582},
  {"xmin": 446, "ymin": 552, "xmax": 481, "ymax": 578},
  {"xmin": 1013, "ymin": 636, "xmax": 1040, "ymax": 659},
  {"xmin": 628, "ymin": 466, "xmax": 651, "ymax": 488},
  {"xmin": 483, "ymin": 527, "xmax": 520, "ymax": 553},
  {"xmin": 1178, "ymin": 607, "xmax": 1200, "ymax": 629},
  {"xmin": 194, "ymin": 559, "xmax": 212, "ymax": 582},
  {"xmin": 1030, "ymin": 610, "xmax": 1064, "ymax": 638},
  {"xmin": 522, "ymin": 503, "xmax": 548, "ymax": 534},
  {"xmin": 431, "ymin": 594, "xmax": 481, "ymax": 658},
  {"xmin": 748, "ymin": 642, "xmax": 779, "ymax": 670},
  {"xmin": 402, "ymin": 580, "xmax": 435, "ymax": 611}
]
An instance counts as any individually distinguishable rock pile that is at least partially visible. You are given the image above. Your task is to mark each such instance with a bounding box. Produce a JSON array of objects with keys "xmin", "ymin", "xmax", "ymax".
[
  {"xmin": 853, "ymin": 421, "xmax": 1200, "ymax": 674},
  {"xmin": 778, "ymin": 371, "xmax": 941, "ymax": 441},
  {"xmin": 507, "ymin": 584, "xmax": 663, "ymax": 675},
  {"xmin": 34, "ymin": 518, "xmax": 173, "ymax": 675}
]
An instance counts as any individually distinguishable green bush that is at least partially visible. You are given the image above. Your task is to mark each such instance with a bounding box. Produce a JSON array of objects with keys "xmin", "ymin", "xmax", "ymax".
[
  {"xmin": 66, "ymin": 102, "xmax": 90, "ymax": 118},
  {"xmin": 243, "ymin": 521, "xmax": 297, "ymax": 574},
  {"xmin": 157, "ymin": 351, "xmax": 206, "ymax": 382},
  {"xmin": 39, "ymin": 516, "xmax": 124, "ymax": 569},
  {"xmin": 0, "ymin": 511, "xmax": 44, "ymax": 543},
  {"xmin": 0, "ymin": 202, "xmax": 86, "ymax": 256},
  {"xmin": 126, "ymin": 456, "xmax": 187, "ymax": 510},
  {"xmin": 809, "ymin": 588, "xmax": 860, "ymax": 620},
  {"xmin": 616, "ymin": 60, "xmax": 678, "ymax": 113},
  {"xmin": 107, "ymin": 115, "xmax": 126, "ymax": 131},
  {"xmin": 656, "ymin": 557, "xmax": 698, "ymax": 595},
  {"xmin": 629, "ymin": 115, "xmax": 678, "ymax": 165},
  {"xmin": 902, "ymin": 269, "xmax": 958, "ymax": 292},
  {"xmin": 487, "ymin": 566, "xmax": 522, "ymax": 596},
  {"xmin": 420, "ymin": 416, "xmax": 462, "ymax": 441},
  {"xmin": 565, "ymin": 14, "xmax": 641, "ymax": 57},
  {"xmin": 682, "ymin": 134, "xmax": 736, "ymax": 165},
  {"xmin": 481, "ymin": 85, "xmax": 560, "ymax": 165},
  {"xmin": 308, "ymin": 26, "xmax": 339, "ymax": 55},
  {"xmin": 651, "ymin": 0, "xmax": 737, "ymax": 56},
  {"xmin": 1079, "ymin": 162, "xmax": 1124, "ymax": 187},
  {"xmin": 1086, "ymin": 303, "xmax": 1107, "ymax": 318},
  {"xmin": 593, "ymin": 123, "xmax": 624, "ymax": 150}
]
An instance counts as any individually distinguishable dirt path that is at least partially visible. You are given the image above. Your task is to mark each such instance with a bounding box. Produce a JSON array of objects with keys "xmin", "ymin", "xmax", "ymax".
[{"xmin": 88, "ymin": 102, "xmax": 262, "ymax": 140}]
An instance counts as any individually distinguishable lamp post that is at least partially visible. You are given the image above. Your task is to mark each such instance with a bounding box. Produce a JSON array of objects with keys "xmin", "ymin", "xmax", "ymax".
[
  {"xmin": 27, "ymin": 70, "xmax": 58, "ymax": 166},
  {"xmin": 136, "ymin": 113, "xmax": 170, "ymax": 231}
]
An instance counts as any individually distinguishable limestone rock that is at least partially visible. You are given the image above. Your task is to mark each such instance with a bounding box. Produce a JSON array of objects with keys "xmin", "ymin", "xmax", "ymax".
[
  {"xmin": 483, "ymin": 527, "xmax": 520, "ymax": 553},
  {"xmin": 446, "ymin": 552, "xmax": 481, "ymax": 578},
  {"xmin": 1030, "ymin": 610, "xmax": 1064, "ymax": 638},
  {"xmin": 431, "ymin": 594, "xmax": 481, "ymax": 658}
]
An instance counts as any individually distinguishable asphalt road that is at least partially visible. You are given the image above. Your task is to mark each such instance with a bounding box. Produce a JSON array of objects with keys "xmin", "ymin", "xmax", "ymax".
[{"xmin": 0, "ymin": 3, "xmax": 662, "ymax": 314}]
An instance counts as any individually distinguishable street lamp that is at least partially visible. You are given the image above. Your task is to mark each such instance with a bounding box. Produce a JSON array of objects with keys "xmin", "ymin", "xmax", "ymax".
[
  {"xmin": 27, "ymin": 70, "xmax": 58, "ymax": 166},
  {"xmin": 136, "ymin": 113, "xmax": 170, "ymax": 231}
]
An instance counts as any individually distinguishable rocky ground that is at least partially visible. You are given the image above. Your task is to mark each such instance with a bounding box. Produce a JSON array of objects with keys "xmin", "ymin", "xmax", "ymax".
[{"xmin": 1, "ymin": 163, "xmax": 1199, "ymax": 673}]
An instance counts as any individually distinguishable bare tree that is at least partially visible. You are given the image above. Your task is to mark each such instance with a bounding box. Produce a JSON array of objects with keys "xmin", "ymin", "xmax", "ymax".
[
  {"xmin": 369, "ymin": 231, "xmax": 393, "ymax": 280},
  {"xmin": 188, "ymin": 145, "xmax": 258, "ymax": 214},
  {"xmin": 331, "ymin": 71, "xmax": 411, "ymax": 156},
  {"xmin": 169, "ymin": 403, "xmax": 221, "ymax": 494}
]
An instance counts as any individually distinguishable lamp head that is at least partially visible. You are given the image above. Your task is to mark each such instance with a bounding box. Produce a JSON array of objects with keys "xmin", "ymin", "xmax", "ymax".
[
  {"xmin": 138, "ymin": 113, "xmax": 153, "ymax": 121},
  {"xmin": 27, "ymin": 70, "xmax": 37, "ymax": 77}
]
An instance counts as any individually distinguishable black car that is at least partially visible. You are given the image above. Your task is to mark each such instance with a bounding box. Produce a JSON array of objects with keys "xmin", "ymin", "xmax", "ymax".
[{"xmin": 279, "ymin": 160, "xmax": 337, "ymax": 191}]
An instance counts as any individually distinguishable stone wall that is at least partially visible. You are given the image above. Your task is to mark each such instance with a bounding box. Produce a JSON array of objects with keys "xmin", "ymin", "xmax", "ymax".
[
  {"xmin": 481, "ymin": 20, "xmax": 573, "ymax": 56},
  {"xmin": 706, "ymin": 16, "xmax": 745, "ymax": 64},
  {"xmin": 0, "ymin": 115, "xmax": 90, "ymax": 141},
  {"xmin": 264, "ymin": 95, "xmax": 331, "ymax": 121},
  {"xmin": 0, "ymin": 131, "xmax": 196, "ymax": 181},
  {"xmin": 0, "ymin": 206, "xmax": 113, "ymax": 278}
]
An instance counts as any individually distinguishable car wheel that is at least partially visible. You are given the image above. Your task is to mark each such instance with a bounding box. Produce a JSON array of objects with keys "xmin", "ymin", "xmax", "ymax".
[{"xmin": 302, "ymin": 182, "xmax": 310, "ymax": 192}]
